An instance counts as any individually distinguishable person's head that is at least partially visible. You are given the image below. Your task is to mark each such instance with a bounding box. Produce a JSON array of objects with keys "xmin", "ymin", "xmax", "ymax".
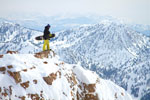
[{"xmin": 45, "ymin": 24, "xmax": 51, "ymax": 29}]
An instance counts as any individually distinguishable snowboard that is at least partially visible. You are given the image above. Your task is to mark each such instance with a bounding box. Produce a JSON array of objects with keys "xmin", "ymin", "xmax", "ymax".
[{"xmin": 35, "ymin": 34, "xmax": 55, "ymax": 40}]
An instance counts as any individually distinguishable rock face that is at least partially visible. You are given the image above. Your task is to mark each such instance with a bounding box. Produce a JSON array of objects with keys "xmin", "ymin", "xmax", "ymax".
[
  {"xmin": 43, "ymin": 73, "xmax": 57, "ymax": 85},
  {"xmin": 34, "ymin": 50, "xmax": 50, "ymax": 59},
  {"xmin": 0, "ymin": 51, "xmax": 132, "ymax": 100},
  {"xmin": 6, "ymin": 51, "xmax": 18, "ymax": 54},
  {"xmin": 0, "ymin": 67, "xmax": 6, "ymax": 72},
  {"xmin": 7, "ymin": 70, "xmax": 22, "ymax": 83},
  {"xmin": 0, "ymin": 55, "xmax": 3, "ymax": 58}
]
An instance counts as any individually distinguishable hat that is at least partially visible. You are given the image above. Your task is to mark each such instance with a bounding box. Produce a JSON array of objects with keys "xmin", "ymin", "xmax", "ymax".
[
  {"xmin": 47, "ymin": 24, "xmax": 50, "ymax": 27},
  {"xmin": 45, "ymin": 24, "xmax": 51, "ymax": 28}
]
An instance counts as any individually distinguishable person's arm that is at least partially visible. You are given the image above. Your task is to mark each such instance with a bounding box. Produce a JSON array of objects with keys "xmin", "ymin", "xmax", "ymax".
[
  {"xmin": 49, "ymin": 32, "xmax": 55, "ymax": 38},
  {"xmin": 49, "ymin": 33, "xmax": 53, "ymax": 37}
]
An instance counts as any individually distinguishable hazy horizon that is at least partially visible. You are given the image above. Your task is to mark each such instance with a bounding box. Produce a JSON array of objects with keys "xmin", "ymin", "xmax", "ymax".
[{"xmin": 0, "ymin": 0, "xmax": 150, "ymax": 25}]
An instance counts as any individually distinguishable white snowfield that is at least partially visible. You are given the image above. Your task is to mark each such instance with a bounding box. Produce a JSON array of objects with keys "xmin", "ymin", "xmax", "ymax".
[{"xmin": 0, "ymin": 51, "xmax": 132, "ymax": 100}]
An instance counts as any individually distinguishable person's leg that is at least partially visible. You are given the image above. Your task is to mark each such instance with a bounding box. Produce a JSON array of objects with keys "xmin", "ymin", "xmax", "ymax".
[
  {"xmin": 43, "ymin": 40, "xmax": 50, "ymax": 50},
  {"xmin": 43, "ymin": 40, "xmax": 47, "ymax": 51},
  {"xmin": 46, "ymin": 40, "xmax": 50, "ymax": 50}
]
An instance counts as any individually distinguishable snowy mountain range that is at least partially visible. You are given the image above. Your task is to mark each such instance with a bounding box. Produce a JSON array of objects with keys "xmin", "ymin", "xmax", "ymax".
[
  {"xmin": 0, "ymin": 21, "xmax": 43, "ymax": 54},
  {"xmin": 129, "ymin": 24, "xmax": 150, "ymax": 37},
  {"xmin": 1, "ymin": 15, "xmax": 150, "ymax": 36},
  {"xmin": 54, "ymin": 20, "xmax": 150, "ymax": 100},
  {"xmin": 0, "ymin": 50, "xmax": 132, "ymax": 100},
  {"xmin": 0, "ymin": 15, "xmax": 100, "ymax": 32},
  {"xmin": 0, "ymin": 19, "xmax": 150, "ymax": 100}
]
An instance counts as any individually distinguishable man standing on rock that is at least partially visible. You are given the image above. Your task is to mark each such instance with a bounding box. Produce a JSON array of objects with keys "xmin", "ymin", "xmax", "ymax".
[{"xmin": 43, "ymin": 24, "xmax": 53, "ymax": 51}]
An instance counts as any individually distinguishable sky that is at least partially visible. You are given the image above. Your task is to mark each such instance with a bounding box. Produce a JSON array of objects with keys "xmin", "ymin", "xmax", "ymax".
[{"xmin": 0, "ymin": 0, "xmax": 150, "ymax": 25}]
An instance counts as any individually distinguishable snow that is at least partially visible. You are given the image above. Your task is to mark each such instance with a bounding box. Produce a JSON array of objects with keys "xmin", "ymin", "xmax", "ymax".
[
  {"xmin": 0, "ymin": 53, "xmax": 133, "ymax": 100},
  {"xmin": 97, "ymin": 79, "xmax": 132, "ymax": 100},
  {"xmin": 73, "ymin": 63, "xmax": 98, "ymax": 84}
]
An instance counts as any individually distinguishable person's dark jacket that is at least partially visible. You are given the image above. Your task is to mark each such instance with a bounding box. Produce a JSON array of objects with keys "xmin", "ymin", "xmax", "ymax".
[{"xmin": 43, "ymin": 26, "xmax": 51, "ymax": 40}]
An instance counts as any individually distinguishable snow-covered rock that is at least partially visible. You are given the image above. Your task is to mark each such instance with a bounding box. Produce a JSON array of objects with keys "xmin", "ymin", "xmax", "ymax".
[{"xmin": 0, "ymin": 51, "xmax": 132, "ymax": 100}]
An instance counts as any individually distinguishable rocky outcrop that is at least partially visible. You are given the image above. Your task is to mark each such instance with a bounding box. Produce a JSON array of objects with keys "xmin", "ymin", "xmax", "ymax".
[
  {"xmin": 34, "ymin": 50, "xmax": 55, "ymax": 59},
  {"xmin": 6, "ymin": 51, "xmax": 18, "ymax": 54},
  {"xmin": 7, "ymin": 65, "xmax": 13, "ymax": 69},
  {"xmin": 7, "ymin": 71, "xmax": 22, "ymax": 83},
  {"xmin": 0, "ymin": 67, "xmax": 6, "ymax": 72},
  {"xmin": 20, "ymin": 81, "xmax": 30, "ymax": 89},
  {"xmin": 0, "ymin": 55, "xmax": 3, "ymax": 58},
  {"xmin": 77, "ymin": 83, "xmax": 99, "ymax": 100},
  {"xmin": 43, "ymin": 73, "xmax": 57, "ymax": 85},
  {"xmin": 33, "ymin": 80, "xmax": 38, "ymax": 84},
  {"xmin": 34, "ymin": 50, "xmax": 50, "ymax": 59}
]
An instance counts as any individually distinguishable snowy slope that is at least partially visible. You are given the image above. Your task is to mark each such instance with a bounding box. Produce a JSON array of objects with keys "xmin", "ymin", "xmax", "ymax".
[
  {"xmin": 0, "ymin": 51, "xmax": 132, "ymax": 100},
  {"xmin": 0, "ymin": 21, "xmax": 44, "ymax": 54}
]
